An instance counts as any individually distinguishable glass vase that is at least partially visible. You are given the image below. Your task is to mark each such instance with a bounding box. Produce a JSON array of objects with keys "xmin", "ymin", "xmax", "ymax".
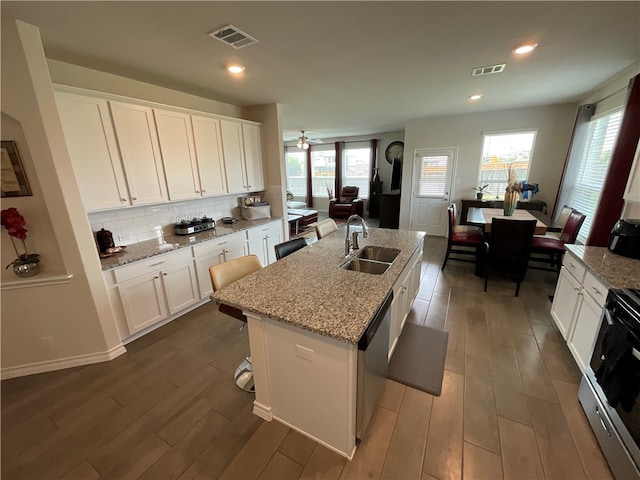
[{"xmin": 503, "ymin": 191, "xmax": 519, "ymax": 216}]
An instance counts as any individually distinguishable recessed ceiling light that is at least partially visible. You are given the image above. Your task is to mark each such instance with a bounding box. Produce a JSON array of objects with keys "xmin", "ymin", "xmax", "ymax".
[
  {"xmin": 514, "ymin": 43, "xmax": 538, "ymax": 55},
  {"xmin": 227, "ymin": 65, "xmax": 245, "ymax": 74},
  {"xmin": 469, "ymin": 94, "xmax": 483, "ymax": 101}
]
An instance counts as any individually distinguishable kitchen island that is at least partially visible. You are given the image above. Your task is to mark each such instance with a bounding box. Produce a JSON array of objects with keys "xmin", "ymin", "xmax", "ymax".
[{"xmin": 212, "ymin": 227, "xmax": 425, "ymax": 459}]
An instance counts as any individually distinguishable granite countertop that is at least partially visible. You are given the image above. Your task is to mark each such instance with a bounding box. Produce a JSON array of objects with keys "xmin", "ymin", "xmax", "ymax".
[
  {"xmin": 212, "ymin": 227, "xmax": 426, "ymax": 345},
  {"xmin": 99, "ymin": 217, "xmax": 277, "ymax": 270},
  {"xmin": 565, "ymin": 245, "xmax": 640, "ymax": 290}
]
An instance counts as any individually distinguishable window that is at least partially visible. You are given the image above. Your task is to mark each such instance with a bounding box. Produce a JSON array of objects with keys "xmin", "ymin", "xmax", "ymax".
[
  {"xmin": 478, "ymin": 130, "xmax": 537, "ymax": 198},
  {"xmin": 416, "ymin": 153, "xmax": 449, "ymax": 197},
  {"xmin": 310, "ymin": 145, "xmax": 336, "ymax": 197},
  {"xmin": 563, "ymin": 109, "xmax": 622, "ymax": 244},
  {"xmin": 343, "ymin": 142, "xmax": 371, "ymax": 198},
  {"xmin": 285, "ymin": 147, "xmax": 307, "ymax": 196}
]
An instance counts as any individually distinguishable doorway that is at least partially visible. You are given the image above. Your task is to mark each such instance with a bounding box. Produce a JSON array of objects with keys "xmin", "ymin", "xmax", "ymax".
[{"xmin": 410, "ymin": 148, "xmax": 456, "ymax": 236}]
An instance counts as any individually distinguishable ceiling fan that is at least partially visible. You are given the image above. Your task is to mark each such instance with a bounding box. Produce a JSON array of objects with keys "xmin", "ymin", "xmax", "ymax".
[{"xmin": 296, "ymin": 130, "xmax": 323, "ymax": 150}]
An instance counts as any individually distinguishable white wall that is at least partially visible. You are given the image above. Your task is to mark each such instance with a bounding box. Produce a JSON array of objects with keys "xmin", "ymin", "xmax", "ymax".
[{"xmin": 400, "ymin": 104, "xmax": 578, "ymax": 230}]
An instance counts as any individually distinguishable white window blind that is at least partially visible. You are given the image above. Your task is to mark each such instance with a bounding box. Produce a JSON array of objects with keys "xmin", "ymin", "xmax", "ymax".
[
  {"xmin": 285, "ymin": 147, "xmax": 307, "ymax": 196},
  {"xmin": 417, "ymin": 154, "xmax": 448, "ymax": 197},
  {"xmin": 478, "ymin": 131, "xmax": 536, "ymax": 198},
  {"xmin": 565, "ymin": 109, "xmax": 622, "ymax": 244}
]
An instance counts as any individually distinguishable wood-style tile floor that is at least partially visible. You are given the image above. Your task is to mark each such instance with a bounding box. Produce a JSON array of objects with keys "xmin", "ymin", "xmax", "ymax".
[{"xmin": 1, "ymin": 236, "xmax": 614, "ymax": 479}]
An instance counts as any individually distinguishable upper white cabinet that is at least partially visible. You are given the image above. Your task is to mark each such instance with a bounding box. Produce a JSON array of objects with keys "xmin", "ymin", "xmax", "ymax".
[
  {"xmin": 220, "ymin": 120, "xmax": 264, "ymax": 193},
  {"xmin": 56, "ymin": 92, "xmax": 130, "ymax": 211},
  {"xmin": 624, "ymin": 141, "xmax": 640, "ymax": 203},
  {"xmin": 153, "ymin": 109, "xmax": 201, "ymax": 201},
  {"xmin": 109, "ymin": 101, "xmax": 168, "ymax": 205},
  {"xmin": 191, "ymin": 115, "xmax": 228, "ymax": 197}
]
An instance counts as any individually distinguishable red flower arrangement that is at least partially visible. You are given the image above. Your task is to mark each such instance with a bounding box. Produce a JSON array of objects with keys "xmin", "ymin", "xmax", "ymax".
[{"xmin": 1, "ymin": 207, "xmax": 40, "ymax": 269}]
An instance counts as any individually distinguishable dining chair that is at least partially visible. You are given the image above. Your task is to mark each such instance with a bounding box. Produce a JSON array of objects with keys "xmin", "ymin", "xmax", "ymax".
[
  {"xmin": 452, "ymin": 202, "xmax": 484, "ymax": 235},
  {"xmin": 441, "ymin": 204, "xmax": 484, "ymax": 271},
  {"xmin": 528, "ymin": 210, "xmax": 586, "ymax": 274},
  {"xmin": 209, "ymin": 254, "xmax": 262, "ymax": 392},
  {"xmin": 544, "ymin": 205, "xmax": 574, "ymax": 240},
  {"xmin": 274, "ymin": 237, "xmax": 307, "ymax": 260},
  {"xmin": 315, "ymin": 218, "xmax": 338, "ymax": 239},
  {"xmin": 484, "ymin": 218, "xmax": 537, "ymax": 297}
]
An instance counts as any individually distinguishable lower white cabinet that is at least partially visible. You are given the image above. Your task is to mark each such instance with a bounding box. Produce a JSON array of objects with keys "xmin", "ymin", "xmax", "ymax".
[
  {"xmin": 112, "ymin": 249, "xmax": 198, "ymax": 335},
  {"xmin": 247, "ymin": 220, "xmax": 284, "ymax": 266},
  {"xmin": 550, "ymin": 251, "xmax": 607, "ymax": 373},
  {"xmin": 193, "ymin": 231, "xmax": 249, "ymax": 299}
]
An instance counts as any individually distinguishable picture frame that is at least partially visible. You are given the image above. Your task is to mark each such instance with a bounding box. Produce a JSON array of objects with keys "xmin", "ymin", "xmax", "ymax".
[{"xmin": 1, "ymin": 141, "xmax": 32, "ymax": 197}]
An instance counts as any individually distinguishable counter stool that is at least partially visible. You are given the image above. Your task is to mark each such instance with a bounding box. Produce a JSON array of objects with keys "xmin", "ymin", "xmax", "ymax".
[
  {"xmin": 316, "ymin": 218, "xmax": 338, "ymax": 239},
  {"xmin": 209, "ymin": 254, "xmax": 262, "ymax": 392}
]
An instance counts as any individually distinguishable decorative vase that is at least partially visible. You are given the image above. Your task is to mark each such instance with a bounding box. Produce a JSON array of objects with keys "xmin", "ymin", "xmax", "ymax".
[
  {"xmin": 503, "ymin": 191, "xmax": 519, "ymax": 216},
  {"xmin": 373, "ymin": 168, "xmax": 380, "ymax": 182},
  {"xmin": 13, "ymin": 261, "xmax": 40, "ymax": 278}
]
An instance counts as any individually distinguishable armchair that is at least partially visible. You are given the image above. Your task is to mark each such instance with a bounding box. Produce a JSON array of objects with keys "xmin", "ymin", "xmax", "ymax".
[{"xmin": 329, "ymin": 186, "xmax": 364, "ymax": 219}]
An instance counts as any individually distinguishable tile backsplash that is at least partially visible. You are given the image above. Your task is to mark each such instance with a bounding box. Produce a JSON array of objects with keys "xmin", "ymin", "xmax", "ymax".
[{"xmin": 88, "ymin": 195, "xmax": 242, "ymax": 245}]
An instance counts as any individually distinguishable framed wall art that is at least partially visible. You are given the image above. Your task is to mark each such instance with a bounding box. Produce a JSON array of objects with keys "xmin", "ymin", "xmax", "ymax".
[{"xmin": 1, "ymin": 141, "xmax": 32, "ymax": 197}]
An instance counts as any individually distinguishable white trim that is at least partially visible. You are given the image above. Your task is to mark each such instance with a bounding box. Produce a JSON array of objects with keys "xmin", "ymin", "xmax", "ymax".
[
  {"xmin": 252, "ymin": 401, "xmax": 273, "ymax": 421},
  {"xmin": 0, "ymin": 273, "xmax": 73, "ymax": 291},
  {"xmin": 1, "ymin": 344, "xmax": 127, "ymax": 380}
]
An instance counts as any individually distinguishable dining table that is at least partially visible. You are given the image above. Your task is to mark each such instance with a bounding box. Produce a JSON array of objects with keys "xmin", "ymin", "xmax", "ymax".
[{"xmin": 466, "ymin": 207, "xmax": 548, "ymax": 235}]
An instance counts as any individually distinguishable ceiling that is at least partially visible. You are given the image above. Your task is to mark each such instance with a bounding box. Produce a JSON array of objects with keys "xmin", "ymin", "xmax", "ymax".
[{"xmin": 2, "ymin": 2, "xmax": 639, "ymax": 142}]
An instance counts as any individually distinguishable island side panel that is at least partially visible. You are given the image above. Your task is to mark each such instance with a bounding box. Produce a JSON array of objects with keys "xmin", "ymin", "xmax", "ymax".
[{"xmin": 258, "ymin": 316, "xmax": 358, "ymax": 459}]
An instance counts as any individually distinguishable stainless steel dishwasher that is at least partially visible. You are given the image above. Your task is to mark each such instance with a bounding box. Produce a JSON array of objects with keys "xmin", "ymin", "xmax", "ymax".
[{"xmin": 356, "ymin": 291, "xmax": 392, "ymax": 440}]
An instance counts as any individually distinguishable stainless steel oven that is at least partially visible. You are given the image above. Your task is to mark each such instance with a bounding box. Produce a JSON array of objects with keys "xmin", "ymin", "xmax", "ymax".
[{"xmin": 580, "ymin": 288, "xmax": 640, "ymax": 479}]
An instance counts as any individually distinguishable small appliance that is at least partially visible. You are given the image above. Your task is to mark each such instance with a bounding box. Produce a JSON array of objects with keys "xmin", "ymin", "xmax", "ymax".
[
  {"xmin": 608, "ymin": 219, "xmax": 640, "ymax": 259},
  {"xmin": 95, "ymin": 228, "xmax": 115, "ymax": 253},
  {"xmin": 173, "ymin": 216, "xmax": 215, "ymax": 235}
]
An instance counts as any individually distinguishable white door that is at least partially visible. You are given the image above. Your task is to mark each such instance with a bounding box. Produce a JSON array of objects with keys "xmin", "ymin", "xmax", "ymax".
[{"xmin": 410, "ymin": 148, "xmax": 456, "ymax": 236}]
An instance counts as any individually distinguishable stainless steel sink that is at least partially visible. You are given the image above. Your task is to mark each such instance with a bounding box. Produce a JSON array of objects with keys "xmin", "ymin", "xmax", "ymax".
[
  {"xmin": 355, "ymin": 246, "xmax": 401, "ymax": 263},
  {"xmin": 341, "ymin": 258, "xmax": 391, "ymax": 275}
]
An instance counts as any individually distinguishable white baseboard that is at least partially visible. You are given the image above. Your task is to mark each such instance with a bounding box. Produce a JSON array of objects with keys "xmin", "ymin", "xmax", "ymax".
[
  {"xmin": 1, "ymin": 343, "xmax": 127, "ymax": 380},
  {"xmin": 252, "ymin": 401, "xmax": 273, "ymax": 421}
]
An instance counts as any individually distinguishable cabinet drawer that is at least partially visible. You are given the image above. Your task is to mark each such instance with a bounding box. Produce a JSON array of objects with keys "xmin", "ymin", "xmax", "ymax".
[
  {"xmin": 113, "ymin": 248, "xmax": 193, "ymax": 283},
  {"xmin": 563, "ymin": 252, "xmax": 586, "ymax": 283},
  {"xmin": 583, "ymin": 271, "xmax": 608, "ymax": 307},
  {"xmin": 247, "ymin": 221, "xmax": 279, "ymax": 242},
  {"xmin": 192, "ymin": 231, "xmax": 247, "ymax": 257}
]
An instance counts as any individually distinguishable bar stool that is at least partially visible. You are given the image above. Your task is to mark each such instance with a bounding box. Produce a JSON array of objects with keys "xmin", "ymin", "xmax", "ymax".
[{"xmin": 209, "ymin": 254, "xmax": 262, "ymax": 392}]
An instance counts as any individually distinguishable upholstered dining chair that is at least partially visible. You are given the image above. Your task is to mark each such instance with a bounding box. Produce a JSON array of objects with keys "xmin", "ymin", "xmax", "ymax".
[
  {"xmin": 528, "ymin": 209, "xmax": 586, "ymax": 274},
  {"xmin": 274, "ymin": 237, "xmax": 307, "ymax": 260},
  {"xmin": 544, "ymin": 205, "xmax": 574, "ymax": 240},
  {"xmin": 484, "ymin": 218, "xmax": 537, "ymax": 297},
  {"xmin": 209, "ymin": 254, "xmax": 262, "ymax": 392},
  {"xmin": 442, "ymin": 204, "xmax": 484, "ymax": 271},
  {"xmin": 315, "ymin": 218, "xmax": 338, "ymax": 239},
  {"xmin": 451, "ymin": 202, "xmax": 484, "ymax": 235}
]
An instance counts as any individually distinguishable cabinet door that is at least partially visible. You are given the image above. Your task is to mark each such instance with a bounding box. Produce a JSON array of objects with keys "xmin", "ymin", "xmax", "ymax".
[
  {"xmin": 154, "ymin": 109, "xmax": 200, "ymax": 201},
  {"xmin": 191, "ymin": 116, "xmax": 228, "ymax": 196},
  {"xmin": 56, "ymin": 92, "xmax": 129, "ymax": 211},
  {"xmin": 568, "ymin": 292, "xmax": 603, "ymax": 373},
  {"xmin": 220, "ymin": 120, "xmax": 247, "ymax": 193},
  {"xmin": 243, "ymin": 124, "xmax": 264, "ymax": 191},
  {"xmin": 118, "ymin": 272, "xmax": 167, "ymax": 333},
  {"xmin": 109, "ymin": 101, "xmax": 168, "ymax": 205},
  {"xmin": 389, "ymin": 291, "xmax": 402, "ymax": 359},
  {"xmin": 264, "ymin": 222, "xmax": 283, "ymax": 265},
  {"xmin": 223, "ymin": 239, "xmax": 249, "ymax": 262},
  {"xmin": 195, "ymin": 251, "xmax": 224, "ymax": 299},
  {"xmin": 162, "ymin": 261, "xmax": 199, "ymax": 314},
  {"xmin": 550, "ymin": 267, "xmax": 582, "ymax": 340}
]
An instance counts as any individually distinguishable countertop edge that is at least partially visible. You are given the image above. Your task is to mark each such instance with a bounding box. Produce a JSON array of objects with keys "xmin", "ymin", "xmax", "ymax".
[{"xmin": 565, "ymin": 244, "xmax": 640, "ymax": 290}]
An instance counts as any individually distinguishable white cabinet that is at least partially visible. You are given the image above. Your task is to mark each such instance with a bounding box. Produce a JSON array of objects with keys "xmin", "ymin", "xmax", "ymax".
[
  {"xmin": 56, "ymin": 92, "xmax": 130, "ymax": 211},
  {"xmin": 191, "ymin": 115, "xmax": 228, "ymax": 197},
  {"xmin": 220, "ymin": 120, "xmax": 264, "ymax": 193},
  {"xmin": 550, "ymin": 251, "xmax": 607, "ymax": 373},
  {"xmin": 113, "ymin": 249, "xmax": 198, "ymax": 334},
  {"xmin": 193, "ymin": 231, "xmax": 249, "ymax": 299},
  {"xmin": 247, "ymin": 220, "xmax": 283, "ymax": 266},
  {"xmin": 109, "ymin": 101, "xmax": 168, "ymax": 205},
  {"xmin": 624, "ymin": 140, "xmax": 640, "ymax": 203},
  {"xmin": 153, "ymin": 109, "xmax": 200, "ymax": 201}
]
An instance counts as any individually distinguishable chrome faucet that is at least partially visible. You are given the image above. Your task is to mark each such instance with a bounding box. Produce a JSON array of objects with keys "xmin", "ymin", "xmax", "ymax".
[{"xmin": 345, "ymin": 214, "xmax": 368, "ymax": 257}]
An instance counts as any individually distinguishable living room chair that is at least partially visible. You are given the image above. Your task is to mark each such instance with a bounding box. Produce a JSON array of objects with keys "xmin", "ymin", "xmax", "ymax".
[
  {"xmin": 316, "ymin": 218, "xmax": 338, "ymax": 239},
  {"xmin": 209, "ymin": 254, "xmax": 262, "ymax": 392},
  {"xmin": 329, "ymin": 186, "xmax": 364, "ymax": 219},
  {"xmin": 484, "ymin": 218, "xmax": 537, "ymax": 297},
  {"xmin": 442, "ymin": 204, "xmax": 484, "ymax": 271},
  {"xmin": 528, "ymin": 209, "xmax": 586, "ymax": 274},
  {"xmin": 274, "ymin": 237, "xmax": 307, "ymax": 260}
]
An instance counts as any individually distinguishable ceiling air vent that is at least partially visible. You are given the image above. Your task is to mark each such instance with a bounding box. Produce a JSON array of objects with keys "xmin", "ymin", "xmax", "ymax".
[
  {"xmin": 472, "ymin": 64, "xmax": 506, "ymax": 76},
  {"xmin": 209, "ymin": 24, "xmax": 259, "ymax": 49}
]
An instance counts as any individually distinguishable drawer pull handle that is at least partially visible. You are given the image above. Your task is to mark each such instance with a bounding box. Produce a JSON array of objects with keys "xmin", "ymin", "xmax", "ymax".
[
  {"xmin": 591, "ymin": 286, "xmax": 602, "ymax": 295},
  {"xmin": 568, "ymin": 262, "xmax": 575, "ymax": 268},
  {"xmin": 595, "ymin": 406, "xmax": 612, "ymax": 437},
  {"xmin": 149, "ymin": 261, "xmax": 165, "ymax": 267}
]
